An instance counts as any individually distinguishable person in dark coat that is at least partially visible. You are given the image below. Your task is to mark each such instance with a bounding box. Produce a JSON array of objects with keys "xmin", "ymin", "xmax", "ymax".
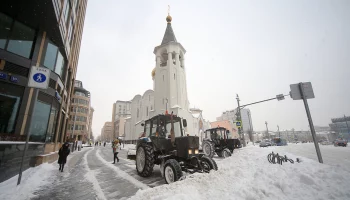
[{"xmin": 58, "ymin": 142, "xmax": 70, "ymax": 172}]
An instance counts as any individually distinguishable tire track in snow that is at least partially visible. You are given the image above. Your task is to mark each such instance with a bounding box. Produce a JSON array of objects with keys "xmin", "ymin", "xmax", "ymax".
[
  {"xmin": 95, "ymin": 149, "xmax": 149, "ymax": 190},
  {"xmin": 83, "ymin": 148, "xmax": 107, "ymax": 200}
]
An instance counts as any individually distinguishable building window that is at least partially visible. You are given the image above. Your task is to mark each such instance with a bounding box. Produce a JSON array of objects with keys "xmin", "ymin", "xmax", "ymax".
[
  {"xmin": 46, "ymin": 107, "xmax": 58, "ymax": 143},
  {"xmin": 174, "ymin": 73, "xmax": 175, "ymax": 80},
  {"xmin": 137, "ymin": 108, "xmax": 139, "ymax": 118},
  {"xmin": 0, "ymin": 12, "xmax": 12, "ymax": 49},
  {"xmin": 63, "ymin": 0, "xmax": 71, "ymax": 26},
  {"xmin": 163, "ymin": 75, "xmax": 164, "ymax": 81},
  {"xmin": 29, "ymin": 100, "xmax": 51, "ymax": 142},
  {"xmin": 0, "ymin": 82, "xmax": 24, "ymax": 134},
  {"xmin": 6, "ymin": 20, "xmax": 35, "ymax": 58},
  {"xmin": 146, "ymin": 107, "xmax": 148, "ymax": 116},
  {"xmin": 42, "ymin": 40, "xmax": 66, "ymax": 78}
]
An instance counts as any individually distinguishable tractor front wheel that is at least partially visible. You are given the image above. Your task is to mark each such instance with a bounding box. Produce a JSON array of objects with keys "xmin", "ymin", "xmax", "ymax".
[
  {"xmin": 200, "ymin": 156, "xmax": 218, "ymax": 172},
  {"xmin": 136, "ymin": 142, "xmax": 155, "ymax": 177},
  {"xmin": 222, "ymin": 148, "xmax": 232, "ymax": 158},
  {"xmin": 164, "ymin": 159, "xmax": 183, "ymax": 184}
]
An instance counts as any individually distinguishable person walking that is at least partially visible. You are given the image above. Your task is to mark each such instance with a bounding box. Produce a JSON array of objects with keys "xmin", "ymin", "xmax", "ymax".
[
  {"xmin": 104, "ymin": 141, "xmax": 106, "ymax": 147},
  {"xmin": 58, "ymin": 142, "xmax": 70, "ymax": 172},
  {"xmin": 112, "ymin": 139, "xmax": 120, "ymax": 164}
]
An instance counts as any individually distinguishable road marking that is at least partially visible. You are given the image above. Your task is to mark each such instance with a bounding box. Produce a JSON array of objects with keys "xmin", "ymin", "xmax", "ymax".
[
  {"xmin": 96, "ymin": 150, "xmax": 150, "ymax": 189},
  {"xmin": 83, "ymin": 149, "xmax": 107, "ymax": 200}
]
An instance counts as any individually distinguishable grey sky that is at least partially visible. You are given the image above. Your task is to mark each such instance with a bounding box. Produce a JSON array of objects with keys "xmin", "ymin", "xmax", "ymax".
[{"xmin": 76, "ymin": 0, "xmax": 350, "ymax": 137}]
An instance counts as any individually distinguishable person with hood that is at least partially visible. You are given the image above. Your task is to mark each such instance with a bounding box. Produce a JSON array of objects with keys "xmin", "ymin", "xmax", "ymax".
[
  {"xmin": 58, "ymin": 142, "xmax": 70, "ymax": 172},
  {"xmin": 112, "ymin": 139, "xmax": 120, "ymax": 164}
]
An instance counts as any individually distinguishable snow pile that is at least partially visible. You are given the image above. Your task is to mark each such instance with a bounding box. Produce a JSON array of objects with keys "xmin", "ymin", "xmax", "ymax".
[
  {"xmin": 128, "ymin": 146, "xmax": 350, "ymax": 200},
  {"xmin": 0, "ymin": 163, "xmax": 56, "ymax": 200}
]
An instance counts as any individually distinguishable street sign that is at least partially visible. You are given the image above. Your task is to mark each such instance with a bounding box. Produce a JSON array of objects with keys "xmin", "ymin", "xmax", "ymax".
[
  {"xmin": 28, "ymin": 66, "xmax": 50, "ymax": 89},
  {"xmin": 290, "ymin": 82, "xmax": 315, "ymax": 100},
  {"xmin": 236, "ymin": 121, "xmax": 242, "ymax": 128},
  {"xmin": 276, "ymin": 94, "xmax": 285, "ymax": 101}
]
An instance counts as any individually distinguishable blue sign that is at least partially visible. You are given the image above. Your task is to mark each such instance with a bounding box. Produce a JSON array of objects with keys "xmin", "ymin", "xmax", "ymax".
[
  {"xmin": 0, "ymin": 72, "xmax": 7, "ymax": 80},
  {"xmin": 33, "ymin": 73, "xmax": 46, "ymax": 83},
  {"xmin": 10, "ymin": 76, "xmax": 18, "ymax": 83}
]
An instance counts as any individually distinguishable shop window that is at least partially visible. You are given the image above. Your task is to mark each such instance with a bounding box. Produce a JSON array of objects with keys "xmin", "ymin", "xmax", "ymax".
[
  {"xmin": 0, "ymin": 82, "xmax": 24, "ymax": 134},
  {"xmin": 6, "ymin": 20, "xmax": 35, "ymax": 58},
  {"xmin": 46, "ymin": 107, "xmax": 58, "ymax": 143},
  {"xmin": 0, "ymin": 12, "xmax": 12, "ymax": 49},
  {"xmin": 29, "ymin": 100, "xmax": 51, "ymax": 142}
]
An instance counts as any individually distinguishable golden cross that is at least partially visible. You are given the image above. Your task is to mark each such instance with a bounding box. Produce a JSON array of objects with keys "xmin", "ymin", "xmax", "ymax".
[{"xmin": 168, "ymin": 5, "xmax": 170, "ymax": 15}]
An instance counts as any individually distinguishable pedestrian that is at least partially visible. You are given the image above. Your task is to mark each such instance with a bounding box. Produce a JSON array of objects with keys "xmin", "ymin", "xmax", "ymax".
[
  {"xmin": 58, "ymin": 142, "xmax": 70, "ymax": 172},
  {"xmin": 104, "ymin": 142, "xmax": 106, "ymax": 147},
  {"xmin": 112, "ymin": 139, "xmax": 120, "ymax": 164}
]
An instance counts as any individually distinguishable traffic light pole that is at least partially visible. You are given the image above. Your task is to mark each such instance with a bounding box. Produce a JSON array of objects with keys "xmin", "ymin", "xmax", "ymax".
[{"xmin": 236, "ymin": 95, "xmax": 246, "ymax": 147}]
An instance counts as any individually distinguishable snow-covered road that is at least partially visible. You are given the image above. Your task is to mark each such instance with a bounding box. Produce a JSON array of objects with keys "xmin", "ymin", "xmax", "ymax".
[
  {"xmin": 273, "ymin": 143, "xmax": 350, "ymax": 168},
  {"xmin": 1, "ymin": 143, "xmax": 350, "ymax": 200}
]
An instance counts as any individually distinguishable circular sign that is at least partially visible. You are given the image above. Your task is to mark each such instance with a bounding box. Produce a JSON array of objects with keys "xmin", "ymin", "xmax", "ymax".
[{"xmin": 33, "ymin": 73, "xmax": 46, "ymax": 83}]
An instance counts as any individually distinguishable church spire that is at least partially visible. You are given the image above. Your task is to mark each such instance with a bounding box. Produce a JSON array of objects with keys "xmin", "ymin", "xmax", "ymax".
[{"xmin": 161, "ymin": 6, "xmax": 177, "ymax": 45}]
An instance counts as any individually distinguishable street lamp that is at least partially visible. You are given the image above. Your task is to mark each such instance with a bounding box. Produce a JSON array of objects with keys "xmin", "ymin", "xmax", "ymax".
[
  {"xmin": 265, "ymin": 121, "xmax": 269, "ymax": 139},
  {"xmin": 236, "ymin": 94, "xmax": 246, "ymax": 147},
  {"xmin": 277, "ymin": 125, "xmax": 280, "ymax": 138}
]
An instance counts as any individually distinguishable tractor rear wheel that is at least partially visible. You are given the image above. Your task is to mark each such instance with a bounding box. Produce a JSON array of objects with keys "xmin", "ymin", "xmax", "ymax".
[
  {"xmin": 200, "ymin": 156, "xmax": 218, "ymax": 171},
  {"xmin": 136, "ymin": 142, "xmax": 155, "ymax": 177},
  {"xmin": 164, "ymin": 159, "xmax": 183, "ymax": 184},
  {"xmin": 202, "ymin": 141, "xmax": 215, "ymax": 158}
]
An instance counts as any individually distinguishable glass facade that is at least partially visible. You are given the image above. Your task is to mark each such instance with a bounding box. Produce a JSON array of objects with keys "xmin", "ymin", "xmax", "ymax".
[
  {"xmin": 0, "ymin": 12, "xmax": 35, "ymax": 58},
  {"xmin": 0, "ymin": 82, "xmax": 24, "ymax": 134},
  {"xmin": 7, "ymin": 21, "xmax": 35, "ymax": 58},
  {"xmin": 45, "ymin": 107, "xmax": 58, "ymax": 142},
  {"xmin": 0, "ymin": 12, "xmax": 12, "ymax": 49},
  {"xmin": 43, "ymin": 40, "xmax": 66, "ymax": 78},
  {"xmin": 29, "ymin": 100, "xmax": 51, "ymax": 142}
]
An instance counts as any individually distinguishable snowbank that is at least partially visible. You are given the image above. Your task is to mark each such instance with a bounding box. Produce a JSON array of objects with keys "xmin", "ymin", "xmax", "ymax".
[
  {"xmin": 128, "ymin": 146, "xmax": 350, "ymax": 200},
  {"xmin": 0, "ymin": 163, "xmax": 55, "ymax": 200}
]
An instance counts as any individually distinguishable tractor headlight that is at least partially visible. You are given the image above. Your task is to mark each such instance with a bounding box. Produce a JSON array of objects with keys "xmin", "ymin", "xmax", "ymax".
[
  {"xmin": 188, "ymin": 149, "xmax": 192, "ymax": 154},
  {"xmin": 194, "ymin": 149, "xmax": 199, "ymax": 154}
]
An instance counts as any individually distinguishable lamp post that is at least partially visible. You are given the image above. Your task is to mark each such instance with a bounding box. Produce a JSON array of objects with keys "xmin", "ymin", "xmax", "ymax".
[
  {"xmin": 277, "ymin": 125, "xmax": 280, "ymax": 138},
  {"xmin": 265, "ymin": 121, "xmax": 269, "ymax": 139}
]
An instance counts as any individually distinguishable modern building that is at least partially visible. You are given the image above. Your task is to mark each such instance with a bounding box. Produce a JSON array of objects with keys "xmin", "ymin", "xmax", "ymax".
[
  {"xmin": 66, "ymin": 80, "xmax": 93, "ymax": 143},
  {"xmin": 101, "ymin": 122, "xmax": 113, "ymax": 142},
  {"xmin": 329, "ymin": 115, "xmax": 350, "ymax": 140},
  {"xmin": 217, "ymin": 108, "xmax": 254, "ymax": 133},
  {"xmin": 0, "ymin": 0, "xmax": 88, "ymax": 182},
  {"xmin": 111, "ymin": 101, "xmax": 131, "ymax": 138},
  {"xmin": 122, "ymin": 14, "xmax": 210, "ymax": 143}
]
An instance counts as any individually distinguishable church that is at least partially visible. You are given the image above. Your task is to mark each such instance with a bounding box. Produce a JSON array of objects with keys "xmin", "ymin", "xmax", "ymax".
[{"xmin": 122, "ymin": 14, "xmax": 211, "ymax": 143}]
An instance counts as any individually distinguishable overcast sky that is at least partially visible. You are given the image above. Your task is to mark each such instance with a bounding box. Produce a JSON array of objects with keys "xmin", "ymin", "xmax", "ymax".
[{"xmin": 76, "ymin": 0, "xmax": 350, "ymax": 137}]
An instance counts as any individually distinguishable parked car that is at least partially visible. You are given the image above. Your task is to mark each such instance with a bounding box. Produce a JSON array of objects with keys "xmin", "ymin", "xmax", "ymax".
[
  {"xmin": 334, "ymin": 139, "xmax": 348, "ymax": 147},
  {"xmin": 259, "ymin": 141, "xmax": 269, "ymax": 147}
]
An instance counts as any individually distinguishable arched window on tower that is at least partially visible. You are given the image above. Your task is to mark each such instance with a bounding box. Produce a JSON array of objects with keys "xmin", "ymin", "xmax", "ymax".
[
  {"xmin": 163, "ymin": 75, "xmax": 164, "ymax": 81},
  {"xmin": 160, "ymin": 49, "xmax": 168, "ymax": 67},
  {"xmin": 180, "ymin": 52, "xmax": 184, "ymax": 68},
  {"xmin": 172, "ymin": 52, "xmax": 176, "ymax": 65},
  {"xmin": 174, "ymin": 73, "xmax": 175, "ymax": 80},
  {"xmin": 137, "ymin": 108, "xmax": 139, "ymax": 118}
]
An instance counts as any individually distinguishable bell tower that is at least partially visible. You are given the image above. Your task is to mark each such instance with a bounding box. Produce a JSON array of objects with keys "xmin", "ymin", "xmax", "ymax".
[{"xmin": 152, "ymin": 13, "xmax": 189, "ymax": 114}]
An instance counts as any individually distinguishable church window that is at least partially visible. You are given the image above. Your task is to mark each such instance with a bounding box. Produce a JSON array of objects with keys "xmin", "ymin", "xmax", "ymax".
[
  {"xmin": 146, "ymin": 107, "xmax": 149, "ymax": 116},
  {"xmin": 174, "ymin": 73, "xmax": 175, "ymax": 80},
  {"xmin": 172, "ymin": 53, "xmax": 176, "ymax": 65},
  {"xmin": 163, "ymin": 75, "xmax": 164, "ymax": 81},
  {"xmin": 137, "ymin": 109, "xmax": 139, "ymax": 118}
]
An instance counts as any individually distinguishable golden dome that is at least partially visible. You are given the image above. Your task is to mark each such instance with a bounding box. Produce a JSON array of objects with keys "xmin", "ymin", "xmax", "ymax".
[
  {"xmin": 151, "ymin": 67, "xmax": 156, "ymax": 78},
  {"xmin": 166, "ymin": 15, "xmax": 172, "ymax": 23}
]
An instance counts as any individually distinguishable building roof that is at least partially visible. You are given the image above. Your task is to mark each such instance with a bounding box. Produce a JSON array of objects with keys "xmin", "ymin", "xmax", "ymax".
[{"xmin": 161, "ymin": 21, "xmax": 177, "ymax": 45}]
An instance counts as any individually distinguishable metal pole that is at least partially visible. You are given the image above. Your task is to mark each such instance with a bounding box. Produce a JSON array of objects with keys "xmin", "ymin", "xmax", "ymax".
[
  {"xmin": 299, "ymin": 83, "xmax": 323, "ymax": 163},
  {"xmin": 277, "ymin": 125, "xmax": 280, "ymax": 138},
  {"xmin": 265, "ymin": 121, "xmax": 269, "ymax": 139},
  {"xmin": 236, "ymin": 94, "xmax": 246, "ymax": 147},
  {"xmin": 18, "ymin": 89, "xmax": 39, "ymax": 185}
]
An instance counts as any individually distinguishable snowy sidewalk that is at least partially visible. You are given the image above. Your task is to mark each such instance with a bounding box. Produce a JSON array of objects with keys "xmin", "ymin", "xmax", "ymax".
[{"xmin": 0, "ymin": 145, "xmax": 164, "ymax": 200}]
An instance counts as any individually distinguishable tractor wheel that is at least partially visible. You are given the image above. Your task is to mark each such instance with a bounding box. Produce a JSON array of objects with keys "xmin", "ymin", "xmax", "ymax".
[
  {"xmin": 136, "ymin": 142, "xmax": 155, "ymax": 177},
  {"xmin": 222, "ymin": 148, "xmax": 232, "ymax": 158},
  {"xmin": 217, "ymin": 151, "xmax": 223, "ymax": 158},
  {"xmin": 164, "ymin": 159, "xmax": 183, "ymax": 184},
  {"xmin": 202, "ymin": 141, "xmax": 215, "ymax": 158},
  {"xmin": 200, "ymin": 156, "xmax": 218, "ymax": 172}
]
